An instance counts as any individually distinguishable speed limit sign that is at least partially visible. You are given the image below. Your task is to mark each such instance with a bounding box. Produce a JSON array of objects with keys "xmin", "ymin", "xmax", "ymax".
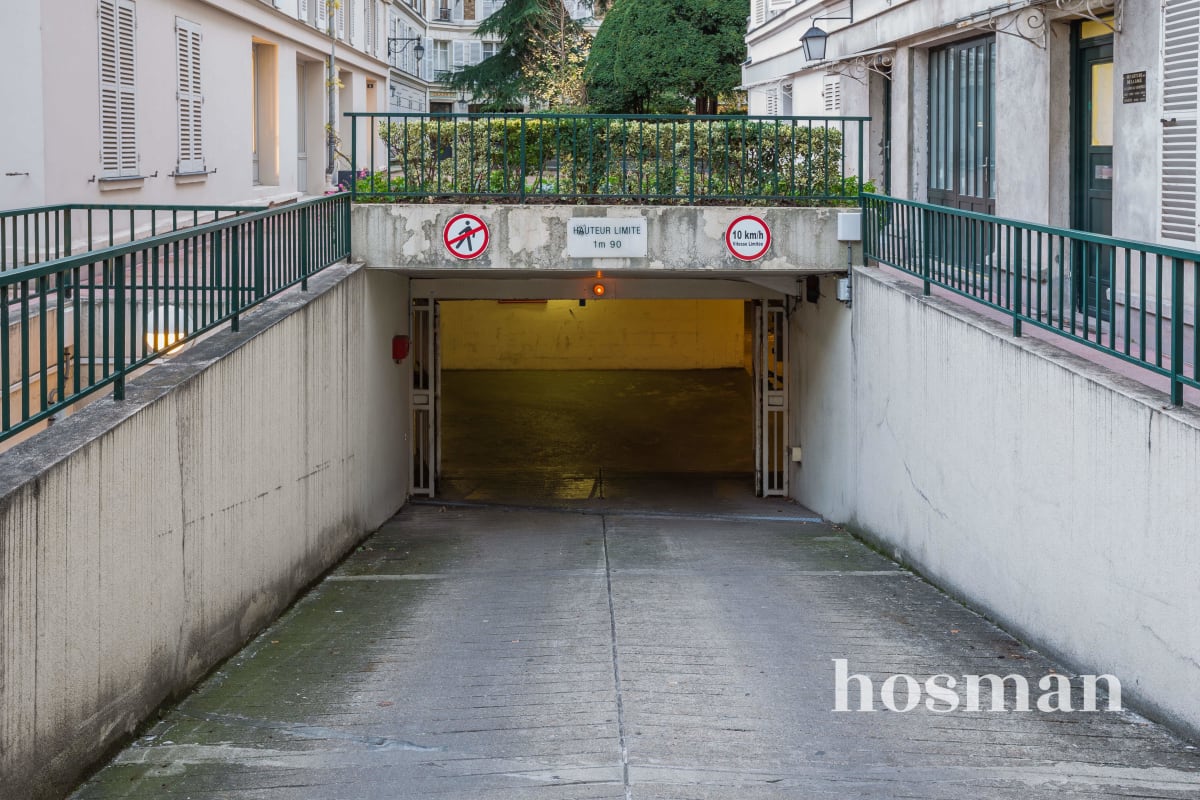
[{"xmin": 725, "ymin": 215, "xmax": 771, "ymax": 261}]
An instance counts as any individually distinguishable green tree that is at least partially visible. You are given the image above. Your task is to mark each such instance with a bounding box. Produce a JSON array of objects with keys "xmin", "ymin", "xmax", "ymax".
[
  {"xmin": 449, "ymin": 0, "xmax": 605, "ymax": 110},
  {"xmin": 586, "ymin": 0, "xmax": 746, "ymax": 115}
]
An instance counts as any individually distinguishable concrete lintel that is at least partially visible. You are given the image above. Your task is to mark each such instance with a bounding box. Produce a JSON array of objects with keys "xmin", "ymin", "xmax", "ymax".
[
  {"xmin": 353, "ymin": 204, "xmax": 858, "ymax": 274},
  {"xmin": 409, "ymin": 275, "xmax": 792, "ymax": 301}
]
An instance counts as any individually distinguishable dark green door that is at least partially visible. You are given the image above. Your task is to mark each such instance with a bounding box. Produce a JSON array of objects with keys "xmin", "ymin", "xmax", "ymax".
[{"xmin": 1073, "ymin": 28, "xmax": 1114, "ymax": 319}]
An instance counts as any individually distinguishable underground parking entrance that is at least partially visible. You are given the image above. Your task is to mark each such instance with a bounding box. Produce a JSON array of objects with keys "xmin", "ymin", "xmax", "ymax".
[{"xmin": 405, "ymin": 274, "xmax": 798, "ymax": 506}]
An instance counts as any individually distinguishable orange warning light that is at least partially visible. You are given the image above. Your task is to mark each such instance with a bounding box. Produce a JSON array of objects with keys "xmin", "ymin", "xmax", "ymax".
[{"xmin": 592, "ymin": 283, "xmax": 607, "ymax": 297}]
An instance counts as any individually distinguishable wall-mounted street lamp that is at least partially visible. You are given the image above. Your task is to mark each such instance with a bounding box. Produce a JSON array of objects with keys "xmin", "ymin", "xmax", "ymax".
[
  {"xmin": 388, "ymin": 36, "xmax": 425, "ymax": 60},
  {"xmin": 146, "ymin": 304, "xmax": 193, "ymax": 354},
  {"xmin": 800, "ymin": 1, "xmax": 854, "ymax": 62}
]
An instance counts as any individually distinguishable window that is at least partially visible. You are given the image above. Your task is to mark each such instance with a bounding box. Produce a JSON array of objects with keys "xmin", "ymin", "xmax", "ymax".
[
  {"xmin": 481, "ymin": 40, "xmax": 501, "ymax": 60},
  {"xmin": 928, "ymin": 36, "xmax": 995, "ymax": 213},
  {"xmin": 453, "ymin": 40, "xmax": 482, "ymax": 69},
  {"xmin": 98, "ymin": 0, "xmax": 138, "ymax": 179},
  {"xmin": 175, "ymin": 18, "xmax": 204, "ymax": 174},
  {"xmin": 252, "ymin": 42, "xmax": 279, "ymax": 185},
  {"xmin": 434, "ymin": 39, "xmax": 450, "ymax": 78},
  {"xmin": 364, "ymin": 0, "xmax": 377, "ymax": 54}
]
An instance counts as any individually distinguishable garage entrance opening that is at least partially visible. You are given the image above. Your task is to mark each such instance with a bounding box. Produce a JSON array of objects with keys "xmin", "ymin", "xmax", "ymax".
[{"xmin": 410, "ymin": 291, "xmax": 789, "ymax": 505}]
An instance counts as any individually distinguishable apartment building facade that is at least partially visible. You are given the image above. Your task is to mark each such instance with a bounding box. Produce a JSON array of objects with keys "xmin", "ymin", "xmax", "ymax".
[
  {"xmin": 0, "ymin": 0, "xmax": 392, "ymax": 213},
  {"xmin": 743, "ymin": 0, "xmax": 1198, "ymax": 250},
  {"xmin": 386, "ymin": 0, "xmax": 599, "ymax": 114}
]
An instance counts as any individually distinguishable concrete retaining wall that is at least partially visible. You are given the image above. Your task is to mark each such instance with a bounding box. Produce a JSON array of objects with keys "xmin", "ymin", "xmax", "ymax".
[
  {"xmin": 794, "ymin": 266, "xmax": 1200, "ymax": 740},
  {"xmin": 0, "ymin": 265, "xmax": 411, "ymax": 799}
]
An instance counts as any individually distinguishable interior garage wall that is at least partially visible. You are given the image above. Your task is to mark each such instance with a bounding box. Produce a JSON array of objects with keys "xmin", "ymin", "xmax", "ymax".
[
  {"xmin": 794, "ymin": 265, "xmax": 1200, "ymax": 742},
  {"xmin": 0, "ymin": 265, "xmax": 411, "ymax": 800},
  {"xmin": 441, "ymin": 299, "xmax": 745, "ymax": 370}
]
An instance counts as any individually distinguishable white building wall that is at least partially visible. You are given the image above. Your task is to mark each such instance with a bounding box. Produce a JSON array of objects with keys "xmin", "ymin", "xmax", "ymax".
[
  {"xmin": 2, "ymin": 0, "xmax": 390, "ymax": 214},
  {"xmin": 0, "ymin": 3, "xmax": 47, "ymax": 210}
]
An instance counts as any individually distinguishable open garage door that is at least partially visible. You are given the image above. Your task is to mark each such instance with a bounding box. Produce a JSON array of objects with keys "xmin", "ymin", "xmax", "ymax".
[
  {"xmin": 756, "ymin": 300, "xmax": 789, "ymax": 497},
  {"xmin": 409, "ymin": 290, "xmax": 790, "ymax": 503},
  {"xmin": 410, "ymin": 298, "xmax": 439, "ymax": 497}
]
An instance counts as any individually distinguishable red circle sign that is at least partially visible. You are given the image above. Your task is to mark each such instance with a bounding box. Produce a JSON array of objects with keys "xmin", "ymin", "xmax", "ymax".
[
  {"xmin": 443, "ymin": 213, "xmax": 490, "ymax": 260},
  {"xmin": 725, "ymin": 215, "xmax": 771, "ymax": 261}
]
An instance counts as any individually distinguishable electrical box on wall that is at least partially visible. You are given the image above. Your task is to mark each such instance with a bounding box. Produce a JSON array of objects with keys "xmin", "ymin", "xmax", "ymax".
[
  {"xmin": 837, "ymin": 211, "xmax": 862, "ymax": 242},
  {"xmin": 836, "ymin": 278, "xmax": 851, "ymax": 303}
]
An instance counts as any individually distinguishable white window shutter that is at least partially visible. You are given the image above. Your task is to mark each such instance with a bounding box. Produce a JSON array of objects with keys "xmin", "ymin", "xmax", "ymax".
[
  {"xmin": 1162, "ymin": 0, "xmax": 1200, "ymax": 241},
  {"xmin": 823, "ymin": 76, "xmax": 841, "ymax": 114},
  {"xmin": 348, "ymin": 0, "xmax": 356, "ymax": 43},
  {"xmin": 299, "ymin": 0, "xmax": 309, "ymax": 24},
  {"xmin": 363, "ymin": 0, "xmax": 372, "ymax": 52},
  {"xmin": 98, "ymin": 0, "xmax": 138, "ymax": 178},
  {"xmin": 176, "ymin": 18, "xmax": 203, "ymax": 174},
  {"xmin": 317, "ymin": 0, "xmax": 328, "ymax": 31},
  {"xmin": 765, "ymin": 88, "xmax": 778, "ymax": 116},
  {"xmin": 423, "ymin": 37, "xmax": 434, "ymax": 81},
  {"xmin": 98, "ymin": 0, "xmax": 121, "ymax": 177},
  {"xmin": 452, "ymin": 40, "xmax": 466, "ymax": 69},
  {"xmin": 336, "ymin": 0, "xmax": 345, "ymax": 39}
]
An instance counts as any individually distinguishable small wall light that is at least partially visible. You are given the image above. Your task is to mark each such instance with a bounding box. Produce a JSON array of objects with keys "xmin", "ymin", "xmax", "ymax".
[
  {"xmin": 592, "ymin": 283, "xmax": 607, "ymax": 298},
  {"xmin": 145, "ymin": 304, "xmax": 192, "ymax": 353},
  {"xmin": 799, "ymin": 1, "xmax": 854, "ymax": 62}
]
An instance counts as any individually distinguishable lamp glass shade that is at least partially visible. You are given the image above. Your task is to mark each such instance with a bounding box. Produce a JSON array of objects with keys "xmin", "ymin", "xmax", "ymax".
[
  {"xmin": 146, "ymin": 304, "xmax": 193, "ymax": 353},
  {"xmin": 414, "ymin": 41, "xmax": 426, "ymax": 60},
  {"xmin": 800, "ymin": 25, "xmax": 828, "ymax": 61}
]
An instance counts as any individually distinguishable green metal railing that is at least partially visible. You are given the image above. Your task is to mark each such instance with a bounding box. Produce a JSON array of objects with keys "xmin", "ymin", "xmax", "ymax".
[
  {"xmin": 0, "ymin": 203, "xmax": 265, "ymax": 273},
  {"xmin": 345, "ymin": 112, "xmax": 869, "ymax": 205},
  {"xmin": 0, "ymin": 193, "xmax": 351, "ymax": 441},
  {"xmin": 863, "ymin": 193, "xmax": 1200, "ymax": 404}
]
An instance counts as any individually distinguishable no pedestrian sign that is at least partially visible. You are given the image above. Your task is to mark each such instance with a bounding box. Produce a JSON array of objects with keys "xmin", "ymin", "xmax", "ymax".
[
  {"xmin": 725, "ymin": 215, "xmax": 771, "ymax": 261},
  {"xmin": 443, "ymin": 213, "xmax": 490, "ymax": 260}
]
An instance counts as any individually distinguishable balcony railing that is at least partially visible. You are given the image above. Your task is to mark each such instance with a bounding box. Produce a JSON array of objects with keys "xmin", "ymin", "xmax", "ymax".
[
  {"xmin": 0, "ymin": 193, "xmax": 350, "ymax": 442},
  {"xmin": 863, "ymin": 193, "xmax": 1200, "ymax": 405},
  {"xmin": 345, "ymin": 112, "xmax": 869, "ymax": 205}
]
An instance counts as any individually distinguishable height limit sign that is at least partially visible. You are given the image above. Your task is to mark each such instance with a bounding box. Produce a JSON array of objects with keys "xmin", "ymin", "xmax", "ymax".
[
  {"xmin": 725, "ymin": 215, "xmax": 771, "ymax": 261},
  {"xmin": 443, "ymin": 213, "xmax": 490, "ymax": 260}
]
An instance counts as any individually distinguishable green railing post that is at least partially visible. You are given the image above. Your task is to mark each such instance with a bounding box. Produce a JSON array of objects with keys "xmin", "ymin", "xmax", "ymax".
[
  {"xmin": 253, "ymin": 218, "xmax": 265, "ymax": 301},
  {"xmin": 342, "ymin": 193, "xmax": 352, "ymax": 260},
  {"xmin": 921, "ymin": 208, "xmax": 931, "ymax": 296},
  {"xmin": 519, "ymin": 117, "xmax": 528, "ymax": 204},
  {"xmin": 1012, "ymin": 227, "xmax": 1023, "ymax": 337},
  {"xmin": 350, "ymin": 115, "xmax": 358, "ymax": 202},
  {"xmin": 300, "ymin": 204, "xmax": 311, "ymax": 292},
  {"xmin": 113, "ymin": 254, "xmax": 126, "ymax": 401},
  {"xmin": 688, "ymin": 118, "xmax": 696, "ymax": 204},
  {"xmin": 229, "ymin": 224, "xmax": 240, "ymax": 333},
  {"xmin": 857, "ymin": 119, "xmax": 864, "ymax": 202},
  {"xmin": 1171, "ymin": 256, "xmax": 1184, "ymax": 405}
]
